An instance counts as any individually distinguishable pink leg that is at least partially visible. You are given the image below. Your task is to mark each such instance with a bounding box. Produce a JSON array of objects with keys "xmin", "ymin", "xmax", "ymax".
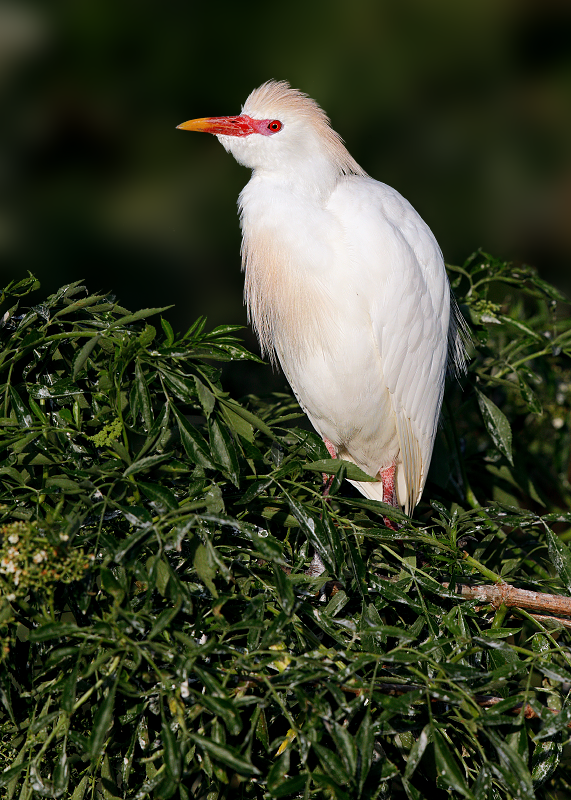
[
  {"xmin": 322, "ymin": 437, "xmax": 337, "ymax": 496},
  {"xmin": 323, "ymin": 437, "xmax": 337, "ymax": 459},
  {"xmin": 380, "ymin": 464, "xmax": 397, "ymax": 506},
  {"xmin": 380, "ymin": 463, "xmax": 398, "ymax": 530}
]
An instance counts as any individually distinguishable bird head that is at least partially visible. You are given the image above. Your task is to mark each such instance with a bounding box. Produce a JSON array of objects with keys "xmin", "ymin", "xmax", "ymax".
[{"xmin": 177, "ymin": 80, "xmax": 364, "ymax": 191}]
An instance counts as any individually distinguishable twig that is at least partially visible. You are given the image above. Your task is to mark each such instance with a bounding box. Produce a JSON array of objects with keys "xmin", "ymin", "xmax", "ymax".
[{"xmin": 443, "ymin": 581, "xmax": 571, "ymax": 617}]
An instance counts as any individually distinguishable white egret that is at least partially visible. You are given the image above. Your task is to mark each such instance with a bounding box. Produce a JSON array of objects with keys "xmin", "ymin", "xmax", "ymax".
[{"xmin": 178, "ymin": 80, "xmax": 466, "ymax": 515}]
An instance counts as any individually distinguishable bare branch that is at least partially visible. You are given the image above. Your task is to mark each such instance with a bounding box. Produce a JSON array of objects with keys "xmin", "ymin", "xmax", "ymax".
[{"xmin": 443, "ymin": 581, "xmax": 571, "ymax": 617}]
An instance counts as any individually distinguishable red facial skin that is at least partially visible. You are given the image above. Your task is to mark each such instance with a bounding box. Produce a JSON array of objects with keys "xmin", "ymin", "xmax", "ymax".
[{"xmin": 177, "ymin": 115, "xmax": 282, "ymax": 137}]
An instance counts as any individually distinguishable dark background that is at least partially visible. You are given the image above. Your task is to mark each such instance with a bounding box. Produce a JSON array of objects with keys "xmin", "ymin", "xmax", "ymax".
[{"xmin": 2, "ymin": 0, "xmax": 571, "ymax": 361}]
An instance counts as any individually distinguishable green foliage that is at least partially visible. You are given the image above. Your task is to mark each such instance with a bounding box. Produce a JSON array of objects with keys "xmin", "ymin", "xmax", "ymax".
[{"xmin": 1, "ymin": 256, "xmax": 571, "ymax": 799}]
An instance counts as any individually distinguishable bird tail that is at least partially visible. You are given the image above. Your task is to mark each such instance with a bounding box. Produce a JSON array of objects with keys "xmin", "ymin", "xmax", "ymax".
[{"xmin": 347, "ymin": 478, "xmax": 387, "ymax": 504}]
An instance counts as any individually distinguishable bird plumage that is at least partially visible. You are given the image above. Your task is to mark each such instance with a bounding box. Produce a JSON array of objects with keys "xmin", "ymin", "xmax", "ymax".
[{"xmin": 178, "ymin": 80, "xmax": 466, "ymax": 515}]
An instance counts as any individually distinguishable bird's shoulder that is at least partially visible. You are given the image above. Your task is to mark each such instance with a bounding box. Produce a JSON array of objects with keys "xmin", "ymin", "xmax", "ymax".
[
  {"xmin": 328, "ymin": 176, "xmax": 441, "ymax": 267},
  {"xmin": 328, "ymin": 175, "xmax": 419, "ymax": 220}
]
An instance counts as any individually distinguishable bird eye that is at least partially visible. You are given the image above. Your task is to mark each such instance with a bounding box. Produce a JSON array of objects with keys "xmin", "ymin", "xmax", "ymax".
[{"xmin": 267, "ymin": 120, "xmax": 282, "ymax": 133}]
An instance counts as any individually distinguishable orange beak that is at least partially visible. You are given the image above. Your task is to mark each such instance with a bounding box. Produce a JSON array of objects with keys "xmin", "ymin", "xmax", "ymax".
[{"xmin": 176, "ymin": 115, "xmax": 257, "ymax": 137}]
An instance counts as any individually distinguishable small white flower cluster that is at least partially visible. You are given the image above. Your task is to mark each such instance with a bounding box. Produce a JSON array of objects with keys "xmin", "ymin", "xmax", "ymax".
[
  {"xmin": 0, "ymin": 547, "xmax": 22, "ymax": 586},
  {"xmin": 0, "ymin": 521, "xmax": 92, "ymax": 599},
  {"xmin": 0, "ymin": 546, "xmax": 48, "ymax": 584}
]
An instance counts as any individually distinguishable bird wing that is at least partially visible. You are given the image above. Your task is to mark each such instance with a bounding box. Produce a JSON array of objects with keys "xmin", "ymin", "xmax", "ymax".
[{"xmin": 328, "ymin": 177, "xmax": 450, "ymax": 514}]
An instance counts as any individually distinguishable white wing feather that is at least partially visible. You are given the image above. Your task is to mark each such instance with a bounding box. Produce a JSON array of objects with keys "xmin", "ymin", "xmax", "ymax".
[{"xmin": 326, "ymin": 177, "xmax": 450, "ymax": 514}]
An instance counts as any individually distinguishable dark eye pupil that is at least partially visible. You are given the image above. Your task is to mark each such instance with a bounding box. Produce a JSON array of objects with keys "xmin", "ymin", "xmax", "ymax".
[{"xmin": 269, "ymin": 121, "xmax": 281, "ymax": 131}]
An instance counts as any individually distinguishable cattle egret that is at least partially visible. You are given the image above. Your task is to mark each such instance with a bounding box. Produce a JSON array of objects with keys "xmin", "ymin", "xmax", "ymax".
[{"xmin": 178, "ymin": 81, "xmax": 466, "ymax": 515}]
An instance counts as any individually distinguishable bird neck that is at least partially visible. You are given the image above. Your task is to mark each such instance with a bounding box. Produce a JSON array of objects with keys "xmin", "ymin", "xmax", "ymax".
[{"xmin": 251, "ymin": 155, "xmax": 341, "ymax": 202}]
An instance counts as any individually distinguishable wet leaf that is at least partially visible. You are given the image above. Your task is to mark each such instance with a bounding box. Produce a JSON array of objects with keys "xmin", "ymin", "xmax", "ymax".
[
  {"xmin": 476, "ymin": 389, "xmax": 513, "ymax": 465},
  {"xmin": 186, "ymin": 733, "xmax": 259, "ymax": 776},
  {"xmin": 545, "ymin": 528, "xmax": 571, "ymax": 594},
  {"xmin": 303, "ymin": 458, "xmax": 375, "ymax": 481}
]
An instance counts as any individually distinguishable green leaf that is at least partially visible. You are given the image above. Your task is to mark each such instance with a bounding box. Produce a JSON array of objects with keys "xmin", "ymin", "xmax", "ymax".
[
  {"xmin": 0, "ymin": 762, "xmax": 28, "ymax": 789},
  {"xmin": 281, "ymin": 487, "xmax": 334, "ymax": 572},
  {"xmin": 9, "ymin": 386, "xmax": 33, "ymax": 428},
  {"xmin": 28, "ymin": 378, "xmax": 82, "ymax": 399},
  {"xmin": 237, "ymin": 478, "xmax": 272, "ymax": 505},
  {"xmin": 161, "ymin": 316, "xmax": 175, "ymax": 345},
  {"xmin": 193, "ymin": 543, "xmax": 218, "ymax": 598},
  {"xmin": 148, "ymin": 597, "xmax": 183, "ymax": 639},
  {"xmin": 192, "ymin": 693, "xmax": 243, "ymax": 736},
  {"xmin": 312, "ymin": 773, "xmax": 350, "ymax": 800},
  {"xmin": 29, "ymin": 622, "xmax": 82, "ymax": 642},
  {"xmin": 218, "ymin": 396, "xmax": 277, "ymax": 440},
  {"xmin": 45, "ymin": 476, "xmax": 84, "ymax": 493},
  {"xmin": 28, "ymin": 395, "xmax": 48, "ymax": 425},
  {"xmin": 170, "ymin": 403, "xmax": 217, "ymax": 470},
  {"xmin": 535, "ymin": 661, "xmax": 571, "ymax": 684},
  {"xmin": 108, "ymin": 306, "xmax": 172, "ymax": 329},
  {"xmin": 53, "ymin": 738, "xmax": 69, "ymax": 794},
  {"xmin": 531, "ymin": 274, "xmax": 567, "ymax": 301},
  {"xmin": 313, "ymin": 743, "xmax": 352, "ymax": 785},
  {"xmin": 72, "ymin": 334, "xmax": 101, "ymax": 379},
  {"xmin": 321, "ymin": 510, "xmax": 345, "ymax": 574},
  {"xmin": 134, "ymin": 358, "xmax": 153, "ymax": 430},
  {"xmin": 87, "ymin": 679, "xmax": 118, "ymax": 760},
  {"xmin": 160, "ymin": 368, "xmax": 196, "ymax": 403},
  {"xmin": 186, "ymin": 732, "xmax": 259, "ymax": 776},
  {"xmin": 100, "ymin": 568, "xmax": 125, "ymax": 601},
  {"xmin": 208, "ymin": 415, "xmax": 240, "ymax": 486},
  {"xmin": 30, "ymin": 710, "xmax": 61, "ymax": 734},
  {"xmin": 432, "ymin": 727, "xmax": 473, "ymax": 798},
  {"xmin": 545, "ymin": 528, "xmax": 571, "ymax": 594},
  {"xmin": 486, "ymin": 730, "xmax": 535, "ymax": 800},
  {"xmin": 266, "ymin": 750, "xmax": 290, "ymax": 793},
  {"xmin": 344, "ymin": 496, "xmax": 409, "ymax": 523},
  {"xmin": 255, "ymin": 708, "xmax": 269, "ymax": 752},
  {"xmin": 194, "ymin": 376, "xmax": 216, "ymax": 417},
  {"xmin": 268, "ymin": 775, "xmax": 306, "ymax": 798},
  {"xmin": 161, "ymin": 721, "xmax": 182, "ymax": 783},
  {"xmin": 123, "ymin": 452, "xmax": 171, "ymax": 477},
  {"xmin": 303, "ymin": 458, "xmax": 375, "ymax": 481},
  {"xmin": 531, "ymin": 738, "xmax": 562, "ymax": 788},
  {"xmin": 139, "ymin": 481, "xmax": 179, "ymax": 511},
  {"xmin": 329, "ymin": 721, "xmax": 357, "ymax": 778},
  {"xmin": 373, "ymin": 579, "xmax": 423, "ymax": 613},
  {"xmin": 404, "ymin": 725, "xmax": 431, "ymax": 780},
  {"xmin": 69, "ymin": 774, "xmax": 89, "ymax": 800},
  {"xmin": 219, "ymin": 402, "xmax": 255, "ymax": 443},
  {"xmin": 476, "ymin": 389, "xmax": 513, "ymax": 465},
  {"xmin": 517, "ymin": 372, "xmax": 542, "ymax": 414},
  {"xmin": 273, "ymin": 565, "xmax": 295, "ymax": 614},
  {"xmin": 61, "ymin": 658, "xmax": 80, "ymax": 713},
  {"xmin": 473, "ymin": 764, "xmax": 492, "ymax": 800},
  {"xmin": 355, "ymin": 712, "xmax": 374, "ymax": 792}
]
